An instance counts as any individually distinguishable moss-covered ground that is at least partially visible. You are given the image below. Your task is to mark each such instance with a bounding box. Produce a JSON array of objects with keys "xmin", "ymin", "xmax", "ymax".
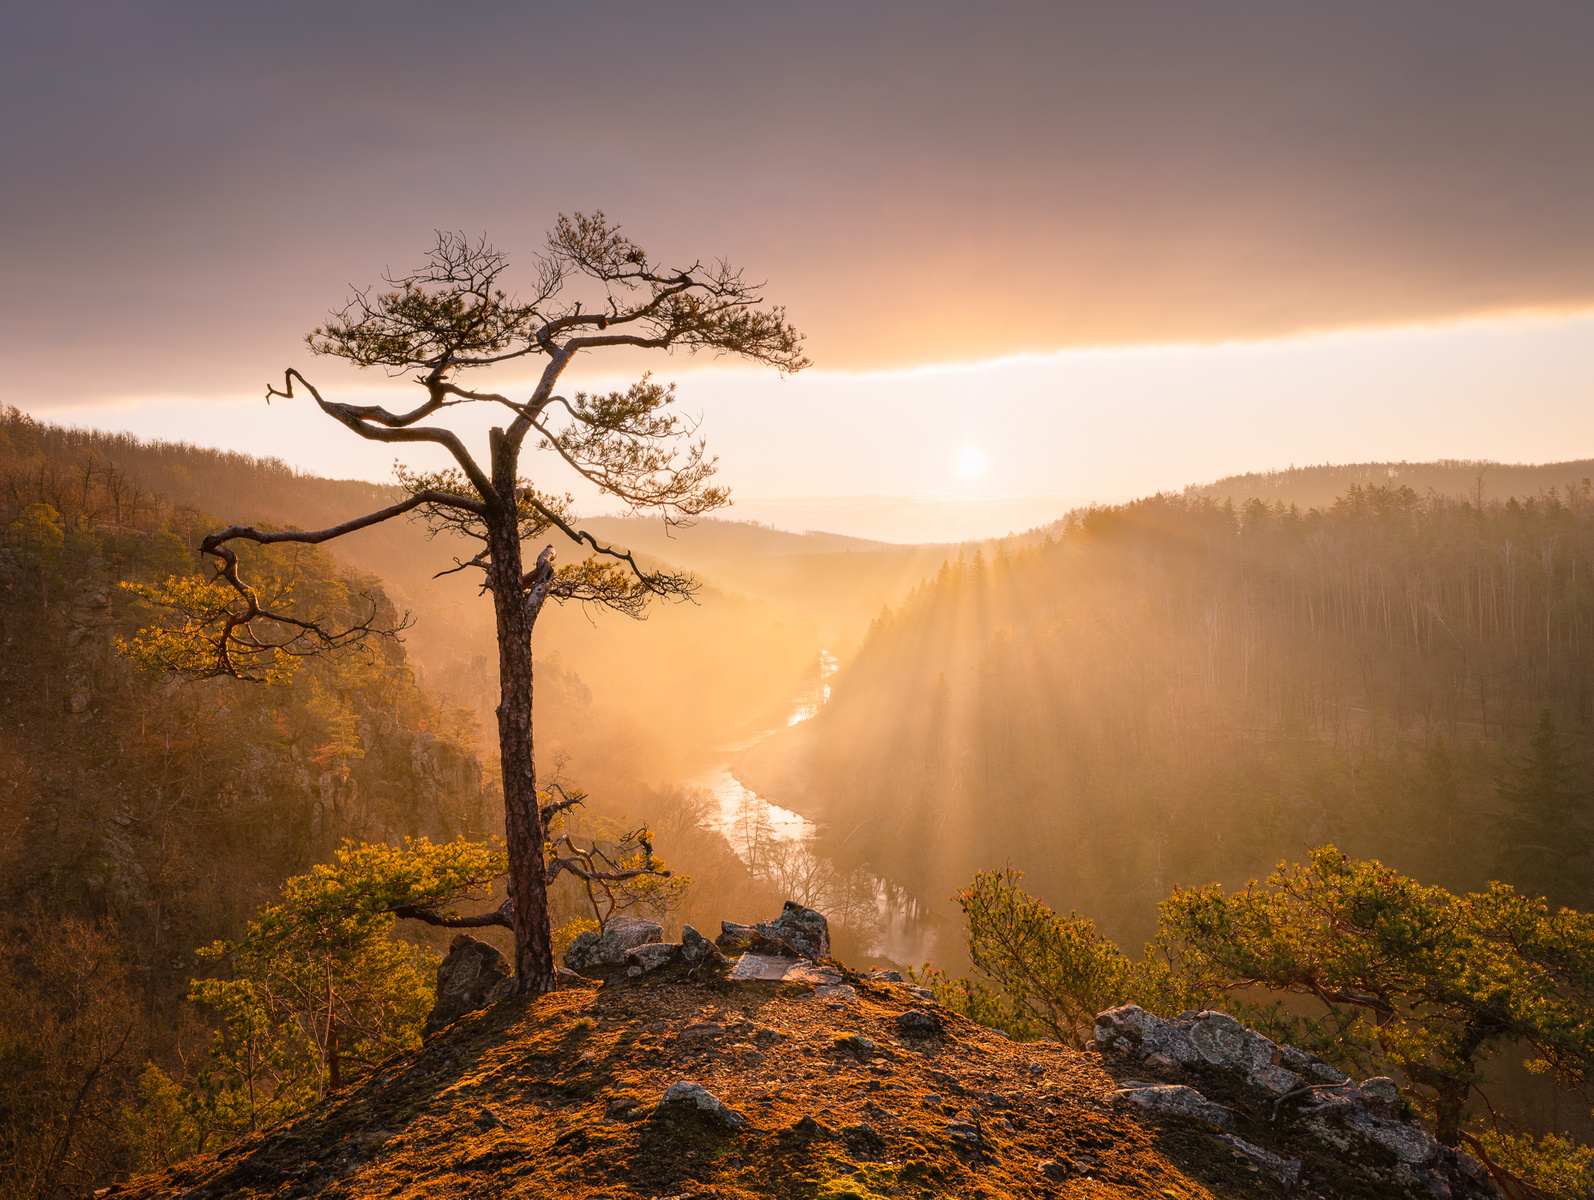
[{"xmin": 109, "ymin": 969, "xmax": 1367, "ymax": 1198}]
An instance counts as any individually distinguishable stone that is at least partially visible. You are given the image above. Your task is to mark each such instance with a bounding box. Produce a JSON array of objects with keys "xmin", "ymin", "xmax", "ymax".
[
  {"xmin": 1093, "ymin": 1005, "xmax": 1201, "ymax": 1065},
  {"xmin": 814, "ymin": 984, "xmax": 858, "ymax": 1002},
  {"xmin": 623, "ymin": 942, "xmax": 681, "ymax": 977},
  {"xmin": 1301, "ymin": 1081, "xmax": 1368, "ymax": 1113},
  {"xmin": 836, "ymin": 1033, "xmax": 878, "ymax": 1059},
  {"xmin": 784, "ymin": 962, "xmax": 845, "ymax": 987},
  {"xmin": 866, "ymin": 968, "xmax": 903, "ymax": 982},
  {"xmin": 1359, "ymin": 1075, "xmax": 1402, "ymax": 1110},
  {"xmin": 1247, "ymin": 1063, "xmax": 1306, "ymax": 1097},
  {"xmin": 1036, "ymin": 1158, "xmax": 1071, "ymax": 1182},
  {"xmin": 1218, "ymin": 1133, "xmax": 1303, "ymax": 1191},
  {"xmin": 564, "ymin": 917, "xmax": 662, "ymax": 976},
  {"xmin": 895, "ymin": 1008, "xmax": 942, "ymax": 1034},
  {"xmin": 656, "ymin": 1080, "xmax": 745, "ymax": 1129},
  {"xmin": 1108, "ymin": 1084, "xmax": 1235, "ymax": 1128},
  {"xmin": 1347, "ymin": 1111, "xmax": 1439, "ymax": 1166},
  {"xmin": 1186, "ymin": 1010, "xmax": 1278, "ymax": 1073},
  {"xmin": 422, "ymin": 934, "xmax": 514, "ymax": 1038},
  {"xmin": 792, "ymin": 1114, "xmax": 826, "ymax": 1134},
  {"xmin": 717, "ymin": 902, "xmax": 831, "ymax": 960},
  {"xmin": 680, "ymin": 924, "xmax": 727, "ymax": 966},
  {"xmin": 729, "ymin": 953, "xmax": 807, "ymax": 982},
  {"xmin": 764, "ymin": 900, "xmax": 831, "ymax": 959}
]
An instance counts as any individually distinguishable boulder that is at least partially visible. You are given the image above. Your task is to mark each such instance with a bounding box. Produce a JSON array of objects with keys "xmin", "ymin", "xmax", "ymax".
[
  {"xmin": 655, "ymin": 1079, "xmax": 745, "ymax": 1129},
  {"xmin": 624, "ymin": 942, "xmax": 681, "ymax": 976},
  {"xmin": 764, "ymin": 900, "xmax": 831, "ymax": 959},
  {"xmin": 564, "ymin": 917, "xmax": 663, "ymax": 977},
  {"xmin": 716, "ymin": 901, "xmax": 830, "ymax": 960},
  {"xmin": 423, "ymin": 934, "xmax": 514, "ymax": 1038}
]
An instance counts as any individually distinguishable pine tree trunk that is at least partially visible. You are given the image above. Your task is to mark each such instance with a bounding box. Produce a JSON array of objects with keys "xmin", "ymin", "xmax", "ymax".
[{"xmin": 488, "ymin": 449, "xmax": 556, "ymax": 996}]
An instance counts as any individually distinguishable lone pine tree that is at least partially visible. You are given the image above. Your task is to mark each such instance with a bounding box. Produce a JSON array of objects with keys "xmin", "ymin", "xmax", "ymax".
[{"xmin": 145, "ymin": 214, "xmax": 806, "ymax": 995}]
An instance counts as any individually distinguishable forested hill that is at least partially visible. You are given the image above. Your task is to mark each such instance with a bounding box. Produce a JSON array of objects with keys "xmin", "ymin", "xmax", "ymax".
[
  {"xmin": 752, "ymin": 482, "xmax": 1594, "ymax": 952},
  {"xmin": 1185, "ymin": 457, "xmax": 1594, "ymax": 512}
]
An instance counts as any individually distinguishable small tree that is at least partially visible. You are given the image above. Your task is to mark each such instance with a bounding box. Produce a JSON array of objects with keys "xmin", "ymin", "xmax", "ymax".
[
  {"xmin": 139, "ymin": 215, "xmax": 806, "ymax": 994},
  {"xmin": 913, "ymin": 867, "xmax": 1162, "ymax": 1046},
  {"xmin": 1159, "ymin": 846, "xmax": 1594, "ymax": 1191}
]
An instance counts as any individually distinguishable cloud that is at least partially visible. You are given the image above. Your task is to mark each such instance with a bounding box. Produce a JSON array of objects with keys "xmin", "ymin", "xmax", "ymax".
[{"xmin": 5, "ymin": 1, "xmax": 1594, "ymax": 405}]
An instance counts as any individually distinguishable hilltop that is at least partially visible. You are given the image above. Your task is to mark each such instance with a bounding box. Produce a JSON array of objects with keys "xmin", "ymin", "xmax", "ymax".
[
  {"xmin": 107, "ymin": 939, "xmax": 1495, "ymax": 1200},
  {"xmin": 1183, "ymin": 458, "xmax": 1594, "ymax": 512}
]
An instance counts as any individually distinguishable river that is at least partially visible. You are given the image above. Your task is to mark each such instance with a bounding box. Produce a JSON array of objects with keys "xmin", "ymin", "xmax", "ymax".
[{"xmin": 684, "ymin": 651, "xmax": 942, "ymax": 967}]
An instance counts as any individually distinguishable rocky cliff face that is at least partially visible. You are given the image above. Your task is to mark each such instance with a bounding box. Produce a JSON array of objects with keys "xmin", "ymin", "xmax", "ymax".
[{"xmin": 107, "ymin": 917, "xmax": 1500, "ymax": 1200}]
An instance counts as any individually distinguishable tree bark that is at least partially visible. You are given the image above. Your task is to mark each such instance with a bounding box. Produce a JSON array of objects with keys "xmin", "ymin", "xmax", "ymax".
[{"xmin": 490, "ymin": 433, "xmax": 556, "ymax": 995}]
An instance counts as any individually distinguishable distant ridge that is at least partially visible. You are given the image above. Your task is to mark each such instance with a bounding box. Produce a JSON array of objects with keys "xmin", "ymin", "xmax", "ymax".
[{"xmin": 1184, "ymin": 458, "xmax": 1594, "ymax": 511}]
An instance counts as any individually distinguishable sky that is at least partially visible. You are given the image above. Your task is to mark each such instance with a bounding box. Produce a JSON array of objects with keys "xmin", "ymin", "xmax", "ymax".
[{"xmin": 6, "ymin": 2, "xmax": 1594, "ymax": 542}]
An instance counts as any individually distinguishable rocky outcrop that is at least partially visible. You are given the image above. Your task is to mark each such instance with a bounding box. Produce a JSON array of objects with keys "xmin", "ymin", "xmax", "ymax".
[
  {"xmin": 114, "ymin": 931, "xmax": 1507, "ymax": 1200},
  {"xmin": 423, "ymin": 934, "xmax": 514, "ymax": 1038},
  {"xmin": 563, "ymin": 917, "xmax": 663, "ymax": 977},
  {"xmin": 1095, "ymin": 1004, "xmax": 1499, "ymax": 1197}
]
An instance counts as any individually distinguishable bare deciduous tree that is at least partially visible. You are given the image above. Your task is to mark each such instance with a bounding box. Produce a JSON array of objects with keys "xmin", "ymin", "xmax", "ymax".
[{"xmin": 187, "ymin": 214, "xmax": 806, "ymax": 994}]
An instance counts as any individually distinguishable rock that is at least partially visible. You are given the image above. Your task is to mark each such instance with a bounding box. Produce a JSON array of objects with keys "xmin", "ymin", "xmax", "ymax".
[
  {"xmin": 716, "ymin": 921, "xmax": 759, "ymax": 954},
  {"xmin": 764, "ymin": 900, "xmax": 831, "ymax": 959},
  {"xmin": 836, "ymin": 1033, "xmax": 878, "ymax": 1059},
  {"xmin": 1187, "ymin": 1010, "xmax": 1278, "ymax": 1073},
  {"xmin": 1093, "ymin": 1005, "xmax": 1201, "ymax": 1064},
  {"xmin": 1248, "ymin": 1063, "xmax": 1307, "ymax": 1097},
  {"xmin": 564, "ymin": 917, "xmax": 663, "ymax": 976},
  {"xmin": 1219, "ymin": 1133, "xmax": 1303, "ymax": 1191},
  {"xmin": 1282, "ymin": 1043, "xmax": 1348, "ymax": 1084},
  {"xmin": 1036, "ymin": 1158, "xmax": 1071, "ymax": 1181},
  {"xmin": 656, "ymin": 1079, "xmax": 745, "ymax": 1129},
  {"xmin": 1108, "ymin": 1084, "xmax": 1235, "ymax": 1128},
  {"xmin": 680, "ymin": 924, "xmax": 727, "ymax": 966},
  {"xmin": 423, "ymin": 934, "xmax": 514, "ymax": 1038},
  {"xmin": 1360, "ymin": 1076, "xmax": 1403, "ymax": 1112},
  {"xmin": 729, "ymin": 953, "xmax": 808, "ymax": 982},
  {"xmin": 1301, "ymin": 1081, "xmax": 1368, "ymax": 1113},
  {"xmin": 866, "ymin": 968, "xmax": 904, "ymax": 982},
  {"xmin": 814, "ymin": 984, "xmax": 858, "ymax": 1002},
  {"xmin": 896, "ymin": 1009, "xmax": 942, "ymax": 1035},
  {"xmin": 717, "ymin": 901, "xmax": 831, "ymax": 960},
  {"xmin": 624, "ymin": 942, "xmax": 681, "ymax": 976},
  {"xmin": 555, "ymin": 966, "xmax": 587, "ymax": 988},
  {"xmin": 1347, "ymin": 1112, "xmax": 1438, "ymax": 1166},
  {"xmin": 784, "ymin": 961, "xmax": 844, "ymax": 987},
  {"xmin": 792, "ymin": 1114, "xmax": 827, "ymax": 1135}
]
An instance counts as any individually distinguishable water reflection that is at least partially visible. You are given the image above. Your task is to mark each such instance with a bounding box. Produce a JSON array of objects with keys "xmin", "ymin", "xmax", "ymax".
[{"xmin": 684, "ymin": 650, "xmax": 940, "ymax": 966}]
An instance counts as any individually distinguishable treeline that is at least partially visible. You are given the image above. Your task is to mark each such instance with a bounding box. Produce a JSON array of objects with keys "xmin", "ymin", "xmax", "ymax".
[{"xmin": 771, "ymin": 483, "xmax": 1594, "ymax": 952}]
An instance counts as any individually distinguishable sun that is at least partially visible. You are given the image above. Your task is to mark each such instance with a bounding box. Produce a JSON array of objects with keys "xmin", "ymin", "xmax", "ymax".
[{"xmin": 956, "ymin": 445, "xmax": 986, "ymax": 478}]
